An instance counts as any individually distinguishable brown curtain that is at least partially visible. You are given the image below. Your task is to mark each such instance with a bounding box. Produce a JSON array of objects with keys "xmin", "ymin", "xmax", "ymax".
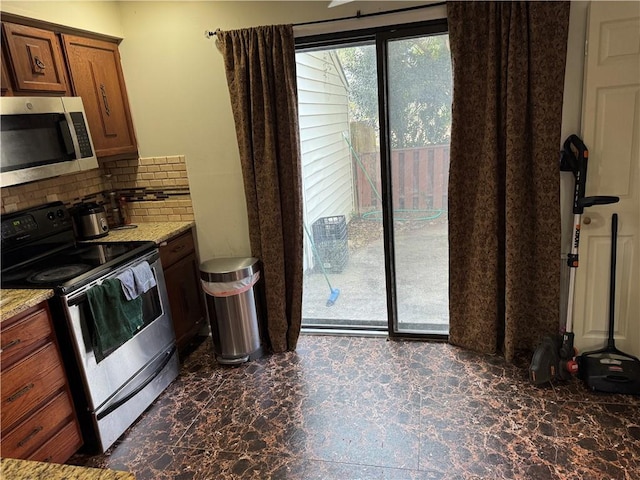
[
  {"xmin": 447, "ymin": 2, "xmax": 570, "ymax": 362},
  {"xmin": 218, "ymin": 25, "xmax": 303, "ymax": 353}
]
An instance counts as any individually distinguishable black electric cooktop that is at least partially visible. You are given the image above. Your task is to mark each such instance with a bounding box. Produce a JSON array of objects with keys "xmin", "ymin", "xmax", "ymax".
[
  {"xmin": 1, "ymin": 201, "xmax": 156, "ymax": 294},
  {"xmin": 1, "ymin": 241, "xmax": 156, "ymax": 292}
]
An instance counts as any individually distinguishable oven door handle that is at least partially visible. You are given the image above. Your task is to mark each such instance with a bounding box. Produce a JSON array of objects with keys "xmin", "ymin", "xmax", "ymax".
[
  {"xmin": 96, "ymin": 345, "xmax": 177, "ymax": 421},
  {"xmin": 68, "ymin": 293, "xmax": 87, "ymax": 306}
]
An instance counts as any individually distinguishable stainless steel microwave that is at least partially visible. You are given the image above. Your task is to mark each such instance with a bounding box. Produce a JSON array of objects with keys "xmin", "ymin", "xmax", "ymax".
[{"xmin": 0, "ymin": 96, "xmax": 98, "ymax": 187}]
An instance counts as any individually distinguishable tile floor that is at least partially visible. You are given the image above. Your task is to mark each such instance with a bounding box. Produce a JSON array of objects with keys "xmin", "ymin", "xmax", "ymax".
[{"xmin": 69, "ymin": 335, "xmax": 640, "ymax": 479}]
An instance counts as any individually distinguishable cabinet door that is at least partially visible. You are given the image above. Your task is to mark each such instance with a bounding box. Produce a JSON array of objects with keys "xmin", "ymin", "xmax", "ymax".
[
  {"xmin": 164, "ymin": 252, "xmax": 207, "ymax": 351},
  {"xmin": 61, "ymin": 34, "xmax": 137, "ymax": 159},
  {"xmin": 2, "ymin": 22, "xmax": 68, "ymax": 94},
  {"xmin": 1, "ymin": 47, "xmax": 13, "ymax": 95}
]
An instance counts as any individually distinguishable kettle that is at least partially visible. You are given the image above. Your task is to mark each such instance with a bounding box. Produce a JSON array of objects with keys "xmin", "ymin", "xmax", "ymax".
[{"xmin": 73, "ymin": 202, "xmax": 109, "ymax": 239}]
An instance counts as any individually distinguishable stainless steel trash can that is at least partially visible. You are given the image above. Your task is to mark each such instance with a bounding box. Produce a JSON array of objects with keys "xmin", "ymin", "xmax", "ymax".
[{"xmin": 200, "ymin": 257, "xmax": 263, "ymax": 365}]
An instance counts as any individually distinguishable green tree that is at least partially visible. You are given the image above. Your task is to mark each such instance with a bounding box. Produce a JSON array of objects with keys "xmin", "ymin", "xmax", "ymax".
[{"xmin": 337, "ymin": 35, "xmax": 452, "ymax": 149}]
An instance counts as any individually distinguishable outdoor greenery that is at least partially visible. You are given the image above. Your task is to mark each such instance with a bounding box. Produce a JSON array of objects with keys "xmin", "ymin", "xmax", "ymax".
[{"xmin": 337, "ymin": 34, "xmax": 452, "ymax": 149}]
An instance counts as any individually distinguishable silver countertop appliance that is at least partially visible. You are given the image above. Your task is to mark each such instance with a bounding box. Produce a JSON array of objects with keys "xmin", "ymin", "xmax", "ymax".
[{"xmin": 73, "ymin": 202, "xmax": 109, "ymax": 239}]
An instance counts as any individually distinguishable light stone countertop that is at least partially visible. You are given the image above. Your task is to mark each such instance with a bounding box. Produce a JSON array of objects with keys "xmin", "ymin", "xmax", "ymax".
[
  {"xmin": 0, "ymin": 222, "xmax": 194, "ymax": 322},
  {"xmin": 0, "ymin": 458, "xmax": 135, "ymax": 479},
  {"xmin": 0, "ymin": 289, "xmax": 54, "ymax": 324},
  {"xmin": 83, "ymin": 221, "xmax": 194, "ymax": 245}
]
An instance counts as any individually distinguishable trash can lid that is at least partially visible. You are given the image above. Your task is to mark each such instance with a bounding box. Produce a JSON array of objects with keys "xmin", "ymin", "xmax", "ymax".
[{"xmin": 200, "ymin": 256, "xmax": 259, "ymax": 282}]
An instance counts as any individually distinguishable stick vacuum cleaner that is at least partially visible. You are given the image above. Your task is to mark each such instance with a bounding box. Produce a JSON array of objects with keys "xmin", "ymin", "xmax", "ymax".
[
  {"xmin": 529, "ymin": 135, "xmax": 619, "ymax": 385},
  {"xmin": 577, "ymin": 214, "xmax": 640, "ymax": 395}
]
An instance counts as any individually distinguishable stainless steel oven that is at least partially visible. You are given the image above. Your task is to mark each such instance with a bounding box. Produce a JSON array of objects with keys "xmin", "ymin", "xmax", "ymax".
[
  {"xmin": 1, "ymin": 202, "xmax": 179, "ymax": 453},
  {"xmin": 60, "ymin": 249, "xmax": 178, "ymax": 453}
]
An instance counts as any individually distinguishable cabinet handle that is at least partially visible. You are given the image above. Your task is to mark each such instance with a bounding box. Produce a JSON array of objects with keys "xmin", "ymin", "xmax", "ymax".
[
  {"xmin": 7, "ymin": 383, "xmax": 34, "ymax": 403},
  {"xmin": 18, "ymin": 426, "xmax": 43, "ymax": 447},
  {"xmin": 1, "ymin": 338, "xmax": 22, "ymax": 352},
  {"xmin": 34, "ymin": 56, "xmax": 46, "ymax": 71},
  {"xmin": 172, "ymin": 244, "xmax": 186, "ymax": 254},
  {"xmin": 100, "ymin": 84, "xmax": 111, "ymax": 116}
]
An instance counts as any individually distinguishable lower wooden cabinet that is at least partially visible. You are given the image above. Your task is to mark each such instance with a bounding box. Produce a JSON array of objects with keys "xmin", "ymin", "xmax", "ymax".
[
  {"xmin": 0, "ymin": 302, "xmax": 82, "ymax": 463},
  {"xmin": 160, "ymin": 229, "xmax": 207, "ymax": 354}
]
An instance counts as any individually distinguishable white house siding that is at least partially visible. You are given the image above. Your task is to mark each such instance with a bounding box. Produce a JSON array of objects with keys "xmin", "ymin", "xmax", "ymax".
[{"xmin": 296, "ymin": 51, "xmax": 354, "ymax": 270}]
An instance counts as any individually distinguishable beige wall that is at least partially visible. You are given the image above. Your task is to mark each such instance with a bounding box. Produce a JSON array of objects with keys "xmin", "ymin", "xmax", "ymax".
[
  {"xmin": 1, "ymin": 1, "xmax": 124, "ymax": 37},
  {"xmin": 0, "ymin": 1, "xmax": 587, "ymax": 264},
  {"xmin": 114, "ymin": 1, "xmax": 433, "ymax": 261}
]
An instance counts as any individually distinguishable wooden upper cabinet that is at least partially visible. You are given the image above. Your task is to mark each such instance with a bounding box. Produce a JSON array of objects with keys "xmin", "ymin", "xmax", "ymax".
[
  {"xmin": 1, "ymin": 48, "xmax": 13, "ymax": 96},
  {"xmin": 61, "ymin": 34, "xmax": 137, "ymax": 159},
  {"xmin": 2, "ymin": 22, "xmax": 69, "ymax": 94}
]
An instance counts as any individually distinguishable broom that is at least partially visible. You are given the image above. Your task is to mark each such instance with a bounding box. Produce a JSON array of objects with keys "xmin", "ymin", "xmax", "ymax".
[{"xmin": 303, "ymin": 223, "xmax": 340, "ymax": 306}]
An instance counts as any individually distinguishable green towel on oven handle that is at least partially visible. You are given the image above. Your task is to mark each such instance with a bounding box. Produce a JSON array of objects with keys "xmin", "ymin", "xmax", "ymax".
[{"xmin": 86, "ymin": 278, "xmax": 144, "ymax": 362}]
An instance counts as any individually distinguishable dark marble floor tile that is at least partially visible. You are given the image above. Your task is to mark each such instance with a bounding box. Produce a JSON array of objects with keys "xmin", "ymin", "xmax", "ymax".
[
  {"xmin": 419, "ymin": 393, "xmax": 563, "ymax": 477},
  {"xmin": 550, "ymin": 400, "xmax": 640, "ymax": 479},
  {"xmin": 76, "ymin": 443, "xmax": 307, "ymax": 480},
  {"xmin": 302, "ymin": 459, "xmax": 445, "ymax": 479},
  {"xmin": 551, "ymin": 375, "xmax": 640, "ymax": 405},
  {"xmin": 178, "ymin": 377, "xmax": 307, "ymax": 457},
  {"xmin": 67, "ymin": 334, "xmax": 640, "ymax": 480}
]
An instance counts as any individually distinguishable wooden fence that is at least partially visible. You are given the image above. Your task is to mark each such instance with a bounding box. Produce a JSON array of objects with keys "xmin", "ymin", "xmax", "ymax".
[{"xmin": 354, "ymin": 145, "xmax": 450, "ymax": 214}]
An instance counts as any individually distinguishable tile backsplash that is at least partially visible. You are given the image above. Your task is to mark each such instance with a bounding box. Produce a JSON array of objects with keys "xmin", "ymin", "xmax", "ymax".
[
  {"xmin": 1, "ymin": 155, "xmax": 194, "ymax": 224},
  {"xmin": 0, "ymin": 168, "xmax": 106, "ymax": 214}
]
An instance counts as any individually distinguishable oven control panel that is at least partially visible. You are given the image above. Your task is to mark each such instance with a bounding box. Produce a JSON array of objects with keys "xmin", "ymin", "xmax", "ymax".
[
  {"xmin": 1, "ymin": 202, "xmax": 72, "ymax": 246},
  {"xmin": 1, "ymin": 214, "xmax": 38, "ymax": 238}
]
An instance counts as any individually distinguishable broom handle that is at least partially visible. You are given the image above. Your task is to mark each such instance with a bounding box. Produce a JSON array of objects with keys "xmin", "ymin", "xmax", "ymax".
[{"xmin": 608, "ymin": 213, "xmax": 618, "ymax": 348}]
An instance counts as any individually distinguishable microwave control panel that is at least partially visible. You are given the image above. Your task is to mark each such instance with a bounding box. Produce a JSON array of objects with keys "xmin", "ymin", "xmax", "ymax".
[{"xmin": 70, "ymin": 112, "xmax": 94, "ymax": 159}]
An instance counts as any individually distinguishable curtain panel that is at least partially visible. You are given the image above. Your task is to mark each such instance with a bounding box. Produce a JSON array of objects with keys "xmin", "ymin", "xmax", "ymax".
[
  {"xmin": 447, "ymin": 2, "xmax": 571, "ymax": 361},
  {"xmin": 218, "ymin": 25, "xmax": 303, "ymax": 353}
]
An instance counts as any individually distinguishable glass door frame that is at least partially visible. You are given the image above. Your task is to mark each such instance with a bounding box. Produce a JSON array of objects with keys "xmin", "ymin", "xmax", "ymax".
[
  {"xmin": 296, "ymin": 18, "xmax": 449, "ymax": 340},
  {"xmin": 376, "ymin": 20, "xmax": 449, "ymax": 339}
]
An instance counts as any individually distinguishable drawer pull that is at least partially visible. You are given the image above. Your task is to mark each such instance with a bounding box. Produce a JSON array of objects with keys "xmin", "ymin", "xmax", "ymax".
[
  {"xmin": 100, "ymin": 84, "xmax": 111, "ymax": 116},
  {"xmin": 18, "ymin": 426, "xmax": 43, "ymax": 447},
  {"xmin": 1, "ymin": 338, "xmax": 22, "ymax": 352},
  {"xmin": 172, "ymin": 244, "xmax": 186, "ymax": 254},
  {"xmin": 7, "ymin": 383, "xmax": 34, "ymax": 403}
]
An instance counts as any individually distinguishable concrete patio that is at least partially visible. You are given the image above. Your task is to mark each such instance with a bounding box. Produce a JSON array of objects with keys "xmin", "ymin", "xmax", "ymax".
[{"xmin": 302, "ymin": 216, "xmax": 449, "ymax": 334}]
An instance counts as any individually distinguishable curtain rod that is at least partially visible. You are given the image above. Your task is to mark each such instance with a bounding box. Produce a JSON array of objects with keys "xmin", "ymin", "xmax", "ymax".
[{"xmin": 205, "ymin": 1, "xmax": 446, "ymax": 38}]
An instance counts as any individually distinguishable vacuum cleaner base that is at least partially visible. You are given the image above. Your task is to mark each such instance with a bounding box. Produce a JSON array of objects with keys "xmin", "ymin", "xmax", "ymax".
[{"xmin": 578, "ymin": 353, "xmax": 640, "ymax": 395}]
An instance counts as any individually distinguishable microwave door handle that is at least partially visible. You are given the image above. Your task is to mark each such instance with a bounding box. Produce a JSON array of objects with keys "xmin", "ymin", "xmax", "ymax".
[{"xmin": 58, "ymin": 119, "xmax": 75, "ymax": 155}]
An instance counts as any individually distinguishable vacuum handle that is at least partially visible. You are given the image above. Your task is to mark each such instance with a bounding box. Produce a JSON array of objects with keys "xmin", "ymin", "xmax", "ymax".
[{"xmin": 608, "ymin": 213, "xmax": 618, "ymax": 349}]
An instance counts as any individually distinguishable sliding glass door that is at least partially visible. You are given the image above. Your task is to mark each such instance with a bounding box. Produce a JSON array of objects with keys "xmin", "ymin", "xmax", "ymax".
[
  {"xmin": 383, "ymin": 31, "xmax": 451, "ymax": 335},
  {"xmin": 296, "ymin": 20, "xmax": 451, "ymax": 337}
]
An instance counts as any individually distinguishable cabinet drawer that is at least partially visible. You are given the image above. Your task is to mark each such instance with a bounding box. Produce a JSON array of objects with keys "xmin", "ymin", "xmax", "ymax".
[
  {"xmin": 1, "ymin": 390, "xmax": 73, "ymax": 459},
  {"xmin": 160, "ymin": 230, "xmax": 195, "ymax": 267},
  {"xmin": 29, "ymin": 420, "xmax": 82, "ymax": 464},
  {"xmin": 1, "ymin": 343, "xmax": 67, "ymax": 431},
  {"xmin": 1, "ymin": 307, "xmax": 53, "ymax": 369}
]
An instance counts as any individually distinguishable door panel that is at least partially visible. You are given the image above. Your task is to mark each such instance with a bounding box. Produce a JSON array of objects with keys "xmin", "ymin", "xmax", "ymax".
[
  {"xmin": 298, "ymin": 22, "xmax": 451, "ymax": 337},
  {"xmin": 574, "ymin": 1, "xmax": 640, "ymax": 357},
  {"xmin": 385, "ymin": 34, "xmax": 451, "ymax": 335}
]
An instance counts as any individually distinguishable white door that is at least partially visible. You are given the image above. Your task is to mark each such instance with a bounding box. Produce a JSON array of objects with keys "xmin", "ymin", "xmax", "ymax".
[{"xmin": 573, "ymin": 1, "xmax": 640, "ymax": 357}]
